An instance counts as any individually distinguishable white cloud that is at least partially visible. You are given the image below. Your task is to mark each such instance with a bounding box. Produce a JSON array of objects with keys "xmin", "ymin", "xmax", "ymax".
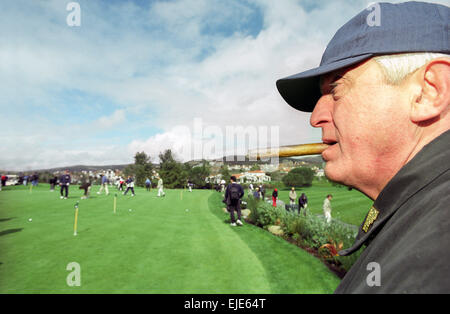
[
  {"xmin": 128, "ymin": 126, "xmax": 194, "ymax": 163},
  {"xmin": 1, "ymin": 0, "xmax": 447, "ymax": 170},
  {"xmin": 96, "ymin": 110, "xmax": 126, "ymax": 129}
]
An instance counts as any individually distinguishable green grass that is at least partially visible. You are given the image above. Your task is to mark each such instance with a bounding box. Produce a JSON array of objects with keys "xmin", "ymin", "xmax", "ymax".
[
  {"xmin": 265, "ymin": 181, "xmax": 373, "ymax": 226},
  {"xmin": 0, "ymin": 184, "xmax": 340, "ymax": 293}
]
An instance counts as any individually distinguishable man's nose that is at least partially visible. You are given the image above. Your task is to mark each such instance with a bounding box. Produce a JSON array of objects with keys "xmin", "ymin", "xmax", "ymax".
[{"xmin": 310, "ymin": 95, "xmax": 333, "ymax": 128}]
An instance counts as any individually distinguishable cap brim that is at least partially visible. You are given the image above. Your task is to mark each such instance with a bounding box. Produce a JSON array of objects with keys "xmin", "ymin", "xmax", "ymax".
[{"xmin": 276, "ymin": 54, "xmax": 374, "ymax": 112}]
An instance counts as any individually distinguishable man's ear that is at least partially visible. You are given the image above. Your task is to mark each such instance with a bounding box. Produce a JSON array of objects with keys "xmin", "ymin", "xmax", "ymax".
[{"xmin": 410, "ymin": 58, "xmax": 450, "ymax": 123}]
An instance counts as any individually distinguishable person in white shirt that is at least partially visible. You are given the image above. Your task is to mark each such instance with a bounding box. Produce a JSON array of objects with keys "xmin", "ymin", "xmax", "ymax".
[
  {"xmin": 289, "ymin": 187, "xmax": 297, "ymax": 207},
  {"xmin": 248, "ymin": 183, "xmax": 254, "ymax": 197},
  {"xmin": 323, "ymin": 194, "xmax": 333, "ymax": 223},
  {"xmin": 157, "ymin": 177, "xmax": 165, "ymax": 197}
]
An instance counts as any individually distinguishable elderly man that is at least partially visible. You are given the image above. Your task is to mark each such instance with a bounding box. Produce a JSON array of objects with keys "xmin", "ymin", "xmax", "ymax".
[{"xmin": 277, "ymin": 2, "xmax": 449, "ymax": 293}]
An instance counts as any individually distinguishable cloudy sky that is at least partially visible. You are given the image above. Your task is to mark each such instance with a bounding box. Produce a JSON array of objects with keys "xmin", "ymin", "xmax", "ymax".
[{"xmin": 1, "ymin": 0, "xmax": 448, "ymax": 171}]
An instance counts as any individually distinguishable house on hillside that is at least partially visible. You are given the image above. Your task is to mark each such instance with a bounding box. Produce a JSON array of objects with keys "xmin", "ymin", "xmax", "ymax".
[
  {"xmin": 232, "ymin": 170, "xmax": 271, "ymax": 184},
  {"xmin": 314, "ymin": 168, "xmax": 325, "ymax": 179},
  {"xmin": 3, "ymin": 174, "xmax": 18, "ymax": 186}
]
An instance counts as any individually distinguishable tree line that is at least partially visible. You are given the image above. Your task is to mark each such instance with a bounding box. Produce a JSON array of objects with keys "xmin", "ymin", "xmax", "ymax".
[
  {"xmin": 124, "ymin": 150, "xmax": 317, "ymax": 189},
  {"xmin": 8, "ymin": 150, "xmax": 318, "ymax": 189},
  {"xmin": 123, "ymin": 150, "xmax": 213, "ymax": 189}
]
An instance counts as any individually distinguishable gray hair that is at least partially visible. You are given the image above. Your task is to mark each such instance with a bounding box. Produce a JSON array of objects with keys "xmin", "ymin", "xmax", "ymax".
[{"xmin": 373, "ymin": 53, "xmax": 450, "ymax": 85}]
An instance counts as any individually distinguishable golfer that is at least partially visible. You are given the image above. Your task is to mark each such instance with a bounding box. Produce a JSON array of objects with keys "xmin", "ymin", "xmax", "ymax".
[
  {"xmin": 157, "ymin": 176, "xmax": 165, "ymax": 197},
  {"xmin": 145, "ymin": 178, "xmax": 151, "ymax": 191},
  {"xmin": 323, "ymin": 194, "xmax": 332, "ymax": 224},
  {"xmin": 79, "ymin": 181, "xmax": 91, "ymax": 199},
  {"xmin": 59, "ymin": 170, "xmax": 71, "ymax": 199},
  {"xmin": 276, "ymin": 2, "xmax": 449, "ymax": 293},
  {"xmin": 97, "ymin": 174, "xmax": 109, "ymax": 195},
  {"xmin": 123, "ymin": 176, "xmax": 135, "ymax": 196}
]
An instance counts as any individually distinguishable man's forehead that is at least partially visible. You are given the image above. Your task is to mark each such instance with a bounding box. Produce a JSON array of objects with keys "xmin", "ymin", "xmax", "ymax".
[{"xmin": 320, "ymin": 66, "xmax": 354, "ymax": 85}]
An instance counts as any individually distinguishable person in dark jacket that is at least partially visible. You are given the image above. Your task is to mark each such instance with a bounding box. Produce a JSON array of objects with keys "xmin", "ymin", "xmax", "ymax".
[
  {"xmin": 50, "ymin": 176, "xmax": 57, "ymax": 191},
  {"xmin": 298, "ymin": 193, "xmax": 308, "ymax": 216},
  {"xmin": 145, "ymin": 178, "xmax": 151, "ymax": 191},
  {"xmin": 276, "ymin": 2, "xmax": 450, "ymax": 293},
  {"xmin": 224, "ymin": 176, "xmax": 244, "ymax": 227},
  {"xmin": 31, "ymin": 173, "xmax": 39, "ymax": 186},
  {"xmin": 123, "ymin": 176, "xmax": 135, "ymax": 196},
  {"xmin": 79, "ymin": 181, "xmax": 91, "ymax": 199},
  {"xmin": 59, "ymin": 170, "xmax": 71, "ymax": 199}
]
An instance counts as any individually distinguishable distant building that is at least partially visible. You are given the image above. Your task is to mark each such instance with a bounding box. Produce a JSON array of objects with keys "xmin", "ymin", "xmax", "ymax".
[
  {"xmin": 315, "ymin": 168, "xmax": 325, "ymax": 178},
  {"xmin": 4, "ymin": 174, "xmax": 18, "ymax": 186},
  {"xmin": 231, "ymin": 170, "xmax": 271, "ymax": 184}
]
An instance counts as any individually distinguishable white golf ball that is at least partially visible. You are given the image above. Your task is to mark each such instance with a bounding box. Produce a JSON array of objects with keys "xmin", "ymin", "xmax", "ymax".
[
  {"xmin": 28, "ymin": 218, "xmax": 32, "ymax": 222},
  {"xmin": 186, "ymin": 209, "xmax": 189, "ymax": 212},
  {"xmin": 129, "ymin": 209, "xmax": 132, "ymax": 212}
]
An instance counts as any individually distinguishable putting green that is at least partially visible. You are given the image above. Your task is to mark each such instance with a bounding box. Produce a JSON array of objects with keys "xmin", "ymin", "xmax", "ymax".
[
  {"xmin": 0, "ymin": 185, "xmax": 340, "ymax": 293},
  {"xmin": 272, "ymin": 182, "xmax": 372, "ymax": 226}
]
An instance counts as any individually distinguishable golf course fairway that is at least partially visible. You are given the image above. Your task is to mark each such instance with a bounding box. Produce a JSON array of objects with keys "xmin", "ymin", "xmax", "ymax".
[{"xmin": 0, "ymin": 185, "xmax": 340, "ymax": 293}]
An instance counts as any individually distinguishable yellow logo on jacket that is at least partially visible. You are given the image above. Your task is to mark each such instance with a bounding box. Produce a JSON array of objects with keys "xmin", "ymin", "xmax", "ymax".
[{"xmin": 363, "ymin": 206, "xmax": 380, "ymax": 233}]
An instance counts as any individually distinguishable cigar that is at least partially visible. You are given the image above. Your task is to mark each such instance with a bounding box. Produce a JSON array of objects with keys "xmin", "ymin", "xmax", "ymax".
[{"xmin": 248, "ymin": 143, "xmax": 329, "ymax": 160}]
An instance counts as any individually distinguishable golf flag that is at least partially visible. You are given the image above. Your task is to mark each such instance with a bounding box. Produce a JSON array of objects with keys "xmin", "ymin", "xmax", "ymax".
[{"xmin": 74, "ymin": 201, "xmax": 79, "ymax": 236}]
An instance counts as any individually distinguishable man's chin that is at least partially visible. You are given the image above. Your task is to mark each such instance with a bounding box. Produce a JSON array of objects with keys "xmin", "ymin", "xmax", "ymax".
[{"xmin": 324, "ymin": 163, "xmax": 347, "ymax": 186}]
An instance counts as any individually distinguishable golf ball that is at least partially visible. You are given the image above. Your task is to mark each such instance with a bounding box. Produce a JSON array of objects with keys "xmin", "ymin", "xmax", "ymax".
[
  {"xmin": 186, "ymin": 209, "xmax": 189, "ymax": 212},
  {"xmin": 129, "ymin": 209, "xmax": 132, "ymax": 212},
  {"xmin": 28, "ymin": 218, "xmax": 32, "ymax": 222}
]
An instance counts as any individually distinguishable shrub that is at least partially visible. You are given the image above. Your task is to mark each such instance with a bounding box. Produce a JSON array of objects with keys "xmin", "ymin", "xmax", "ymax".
[
  {"xmin": 258, "ymin": 205, "xmax": 285, "ymax": 227},
  {"xmin": 247, "ymin": 201, "xmax": 285, "ymax": 228},
  {"xmin": 282, "ymin": 167, "xmax": 315, "ymax": 188},
  {"xmin": 245, "ymin": 198, "xmax": 362, "ymax": 271}
]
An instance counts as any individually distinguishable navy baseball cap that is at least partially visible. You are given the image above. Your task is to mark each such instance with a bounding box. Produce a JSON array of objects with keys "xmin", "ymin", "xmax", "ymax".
[{"xmin": 276, "ymin": 1, "xmax": 450, "ymax": 113}]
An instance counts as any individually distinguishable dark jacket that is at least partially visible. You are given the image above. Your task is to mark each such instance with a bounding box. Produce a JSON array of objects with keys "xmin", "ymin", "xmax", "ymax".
[
  {"xmin": 59, "ymin": 174, "xmax": 71, "ymax": 185},
  {"xmin": 224, "ymin": 182, "xmax": 244, "ymax": 206},
  {"xmin": 335, "ymin": 130, "xmax": 450, "ymax": 293},
  {"xmin": 299, "ymin": 195, "xmax": 308, "ymax": 207},
  {"xmin": 79, "ymin": 182, "xmax": 91, "ymax": 190}
]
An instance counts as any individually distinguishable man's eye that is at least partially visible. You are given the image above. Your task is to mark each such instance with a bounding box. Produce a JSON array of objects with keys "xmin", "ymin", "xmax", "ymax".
[{"xmin": 330, "ymin": 84, "xmax": 340, "ymax": 98}]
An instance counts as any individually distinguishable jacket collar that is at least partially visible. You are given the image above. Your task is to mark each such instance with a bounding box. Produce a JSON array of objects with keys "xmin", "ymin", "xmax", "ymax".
[{"xmin": 339, "ymin": 130, "xmax": 450, "ymax": 256}]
